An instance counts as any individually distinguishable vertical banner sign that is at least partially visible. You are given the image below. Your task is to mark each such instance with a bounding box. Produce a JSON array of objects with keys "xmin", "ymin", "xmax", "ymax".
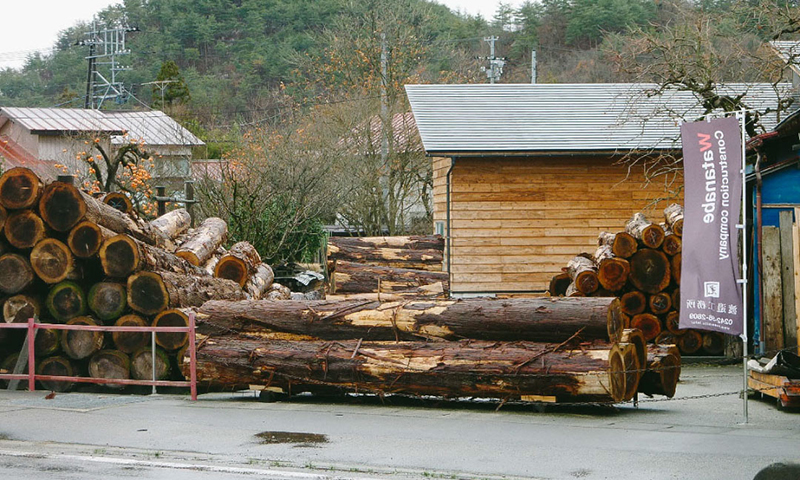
[{"xmin": 679, "ymin": 116, "xmax": 743, "ymax": 335}]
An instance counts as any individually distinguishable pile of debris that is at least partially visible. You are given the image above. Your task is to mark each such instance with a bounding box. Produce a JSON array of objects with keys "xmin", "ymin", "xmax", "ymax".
[
  {"xmin": 0, "ymin": 167, "xmax": 281, "ymax": 391},
  {"xmin": 549, "ymin": 204, "xmax": 726, "ymax": 356}
]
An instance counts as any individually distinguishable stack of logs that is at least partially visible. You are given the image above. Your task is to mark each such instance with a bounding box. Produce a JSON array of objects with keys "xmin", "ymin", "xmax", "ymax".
[
  {"xmin": 0, "ymin": 167, "xmax": 280, "ymax": 392},
  {"xmin": 549, "ymin": 204, "xmax": 727, "ymax": 357},
  {"xmin": 327, "ymin": 235, "xmax": 448, "ymax": 297},
  {"xmin": 183, "ymin": 295, "xmax": 680, "ymax": 402}
]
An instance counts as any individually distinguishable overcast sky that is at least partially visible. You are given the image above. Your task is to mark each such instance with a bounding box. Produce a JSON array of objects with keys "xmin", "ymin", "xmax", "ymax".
[{"xmin": 0, "ymin": 0, "xmax": 522, "ymax": 70}]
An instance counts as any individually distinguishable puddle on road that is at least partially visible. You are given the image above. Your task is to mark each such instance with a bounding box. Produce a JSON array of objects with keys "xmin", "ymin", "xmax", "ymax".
[{"xmin": 255, "ymin": 431, "xmax": 328, "ymax": 447}]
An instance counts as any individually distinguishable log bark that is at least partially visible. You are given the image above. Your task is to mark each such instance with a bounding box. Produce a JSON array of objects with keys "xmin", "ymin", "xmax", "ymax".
[
  {"xmin": 566, "ymin": 255, "xmax": 599, "ymax": 295},
  {"xmin": 100, "ymin": 192, "xmax": 133, "ymax": 214},
  {"xmin": 266, "ymin": 283, "xmax": 292, "ymax": 300},
  {"xmin": 175, "ymin": 217, "xmax": 228, "ymax": 266},
  {"xmin": 565, "ymin": 282, "xmax": 584, "ymax": 297},
  {"xmin": 620, "ymin": 291, "xmax": 646, "ymax": 316},
  {"xmin": 0, "ymin": 167, "xmax": 43, "ymax": 210},
  {"xmin": 150, "ymin": 208, "xmax": 191, "ymax": 240},
  {"xmin": 30, "ymin": 238, "xmax": 73, "ymax": 284},
  {"xmin": 631, "ymin": 313, "xmax": 662, "ymax": 341},
  {"xmin": 36, "ymin": 356, "xmax": 75, "ymax": 392},
  {"xmin": 327, "ymin": 243, "xmax": 443, "ymax": 272},
  {"xmin": 214, "ymin": 241, "xmax": 261, "ymax": 287},
  {"xmin": 620, "ymin": 328, "xmax": 647, "ymax": 371},
  {"xmin": 88, "ymin": 349, "xmax": 130, "ymax": 388},
  {"xmin": 245, "ymin": 264, "xmax": 275, "ymax": 300},
  {"xmin": 637, "ymin": 348, "xmax": 680, "ymax": 398},
  {"xmin": 628, "ymin": 249, "xmax": 671, "ymax": 294},
  {"xmin": 88, "ymin": 282, "xmax": 127, "ymax": 322},
  {"xmin": 0, "ymin": 254, "xmax": 35, "ymax": 295},
  {"xmin": 548, "ymin": 273, "xmax": 571, "ymax": 296},
  {"xmin": 593, "ymin": 246, "xmax": 630, "ymax": 292},
  {"xmin": 195, "ymin": 296, "xmax": 624, "ymax": 343},
  {"xmin": 626, "ymin": 213, "xmax": 665, "ymax": 249},
  {"xmin": 46, "ymin": 281, "xmax": 87, "ymax": 322},
  {"xmin": 153, "ymin": 309, "xmax": 189, "ymax": 351},
  {"xmin": 664, "ymin": 203, "xmax": 684, "ymax": 237},
  {"xmin": 3, "ymin": 294, "xmax": 41, "ymax": 323},
  {"xmin": 677, "ymin": 330, "xmax": 703, "ymax": 355},
  {"xmin": 112, "ymin": 314, "xmax": 149, "ymax": 354},
  {"xmin": 127, "ymin": 271, "xmax": 245, "ymax": 316},
  {"xmin": 99, "ymin": 234, "xmax": 207, "ymax": 278},
  {"xmin": 671, "ymin": 253, "xmax": 681, "ymax": 286},
  {"xmin": 330, "ymin": 235, "xmax": 444, "ymax": 251},
  {"xmin": 702, "ymin": 331, "xmax": 725, "ymax": 355},
  {"xmin": 333, "ymin": 261, "xmax": 448, "ymax": 295},
  {"xmin": 131, "ymin": 347, "xmax": 171, "ymax": 380},
  {"xmin": 67, "ymin": 221, "xmax": 114, "ymax": 258},
  {"xmin": 597, "ymin": 231, "xmax": 637, "ymax": 259},
  {"xmin": 617, "ymin": 342, "xmax": 642, "ymax": 402},
  {"xmin": 62, "ymin": 316, "xmax": 104, "ymax": 360},
  {"xmin": 184, "ymin": 337, "xmax": 627, "ymax": 402},
  {"xmin": 648, "ymin": 293, "xmax": 672, "ymax": 315},
  {"xmin": 4, "ymin": 210, "xmax": 46, "ymax": 249}
]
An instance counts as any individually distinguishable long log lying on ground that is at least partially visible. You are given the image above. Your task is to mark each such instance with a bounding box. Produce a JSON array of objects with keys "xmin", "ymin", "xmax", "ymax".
[
  {"xmin": 127, "ymin": 271, "xmax": 246, "ymax": 315},
  {"xmin": 99, "ymin": 234, "xmax": 207, "ymax": 278},
  {"xmin": 195, "ymin": 297, "xmax": 624, "ymax": 343},
  {"xmin": 333, "ymin": 261, "xmax": 449, "ymax": 294},
  {"xmin": 330, "ymin": 235, "xmax": 444, "ymax": 251},
  {"xmin": 328, "ymin": 242, "xmax": 443, "ymax": 272},
  {"xmin": 175, "ymin": 217, "xmax": 227, "ymax": 266},
  {"xmin": 184, "ymin": 337, "xmax": 627, "ymax": 402}
]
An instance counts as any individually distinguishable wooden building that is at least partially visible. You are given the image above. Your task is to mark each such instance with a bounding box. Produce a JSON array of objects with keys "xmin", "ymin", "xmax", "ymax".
[{"xmin": 406, "ymin": 83, "xmax": 787, "ymax": 296}]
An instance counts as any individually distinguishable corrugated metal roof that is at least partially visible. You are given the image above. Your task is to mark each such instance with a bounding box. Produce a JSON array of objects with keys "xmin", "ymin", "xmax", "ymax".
[
  {"xmin": 405, "ymin": 83, "xmax": 790, "ymax": 154},
  {"xmin": 770, "ymin": 40, "xmax": 800, "ymax": 64},
  {"xmin": 106, "ymin": 110, "xmax": 204, "ymax": 147},
  {"xmin": 0, "ymin": 107, "xmax": 123, "ymax": 134}
]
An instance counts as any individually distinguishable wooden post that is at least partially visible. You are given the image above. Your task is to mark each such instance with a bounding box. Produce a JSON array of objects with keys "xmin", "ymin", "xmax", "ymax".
[
  {"xmin": 185, "ymin": 181, "xmax": 195, "ymax": 228},
  {"xmin": 156, "ymin": 186, "xmax": 166, "ymax": 217},
  {"xmin": 794, "ymin": 207, "xmax": 800, "ymax": 354},
  {"xmin": 762, "ymin": 226, "xmax": 785, "ymax": 353},
  {"xmin": 779, "ymin": 211, "xmax": 797, "ymax": 349}
]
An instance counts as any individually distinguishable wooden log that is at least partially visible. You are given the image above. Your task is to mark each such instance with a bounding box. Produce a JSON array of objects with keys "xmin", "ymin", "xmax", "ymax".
[
  {"xmin": 0, "ymin": 254, "xmax": 35, "ymax": 294},
  {"xmin": 88, "ymin": 349, "xmax": 130, "ymax": 388},
  {"xmin": 702, "ymin": 331, "xmax": 726, "ymax": 355},
  {"xmin": 637, "ymin": 349, "xmax": 680, "ymax": 398},
  {"xmin": 46, "ymin": 281, "xmax": 87, "ymax": 322},
  {"xmin": 1, "ymin": 354, "xmax": 26, "ymax": 389},
  {"xmin": 661, "ymin": 232, "xmax": 682, "ymax": 256},
  {"xmin": 112, "ymin": 314, "xmax": 149, "ymax": 354},
  {"xmin": 30, "ymin": 238, "xmax": 73, "ymax": 284},
  {"xmin": 631, "ymin": 313, "xmax": 662, "ymax": 341},
  {"xmin": 566, "ymin": 255, "xmax": 599, "ymax": 294},
  {"xmin": 150, "ymin": 208, "xmax": 191, "ymax": 240},
  {"xmin": 195, "ymin": 296, "xmax": 624, "ymax": 343},
  {"xmin": 127, "ymin": 271, "xmax": 245, "ymax": 316},
  {"xmin": 33, "ymin": 328, "xmax": 60, "ymax": 357},
  {"xmin": 333, "ymin": 261, "xmax": 448, "ymax": 295},
  {"xmin": 626, "ymin": 213, "xmax": 665, "ymax": 249},
  {"xmin": 664, "ymin": 311, "xmax": 687, "ymax": 336},
  {"xmin": 655, "ymin": 332, "xmax": 679, "ymax": 346},
  {"xmin": 185, "ymin": 337, "xmax": 628, "ymax": 402},
  {"xmin": 67, "ymin": 221, "xmax": 114, "ymax": 258},
  {"xmin": 245, "ymin": 264, "xmax": 275, "ymax": 300},
  {"xmin": 620, "ymin": 328, "xmax": 647, "ymax": 372},
  {"xmin": 597, "ymin": 231, "xmax": 637, "ymax": 259},
  {"xmin": 593, "ymin": 245, "xmax": 630, "ymax": 292},
  {"xmin": 618, "ymin": 342, "xmax": 642, "ymax": 402},
  {"xmin": 664, "ymin": 203, "xmax": 684, "ymax": 237},
  {"xmin": 99, "ymin": 233, "xmax": 207, "ymax": 278},
  {"xmin": 266, "ymin": 283, "xmax": 292, "ymax": 301},
  {"xmin": 3, "ymin": 294, "xmax": 41, "ymax": 323},
  {"xmin": 88, "ymin": 282, "xmax": 127, "ymax": 322},
  {"xmin": 38, "ymin": 181, "xmax": 87, "ymax": 232},
  {"xmin": 629, "ymin": 249, "xmax": 671, "ymax": 294},
  {"xmin": 153, "ymin": 309, "xmax": 190, "ymax": 351},
  {"xmin": 202, "ymin": 255, "xmax": 220, "ymax": 276},
  {"xmin": 4, "ymin": 210, "xmax": 46, "ymax": 249},
  {"xmin": 0, "ymin": 206, "xmax": 8, "ymax": 234},
  {"xmin": 0, "ymin": 167, "xmax": 43, "ymax": 210},
  {"xmin": 100, "ymin": 192, "xmax": 133, "ymax": 214},
  {"xmin": 330, "ymin": 235, "xmax": 444, "ymax": 251},
  {"xmin": 671, "ymin": 253, "xmax": 681, "ymax": 286},
  {"xmin": 671, "ymin": 289, "xmax": 680, "ymax": 311},
  {"xmin": 677, "ymin": 329, "xmax": 703, "ymax": 355},
  {"xmin": 548, "ymin": 272, "xmax": 571, "ymax": 296},
  {"xmin": 175, "ymin": 217, "xmax": 227, "ymax": 266},
  {"xmin": 327, "ymin": 244, "xmax": 443, "ymax": 271},
  {"xmin": 620, "ymin": 291, "xmax": 646, "ymax": 316},
  {"xmin": 648, "ymin": 292, "xmax": 672, "ymax": 315},
  {"xmin": 214, "ymin": 241, "xmax": 261, "ymax": 287},
  {"xmin": 62, "ymin": 316, "xmax": 104, "ymax": 360},
  {"xmin": 36, "ymin": 356, "xmax": 75, "ymax": 392},
  {"xmin": 130, "ymin": 347, "xmax": 171, "ymax": 381}
]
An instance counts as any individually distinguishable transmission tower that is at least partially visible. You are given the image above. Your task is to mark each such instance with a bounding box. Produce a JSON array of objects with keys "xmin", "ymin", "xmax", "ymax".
[
  {"xmin": 479, "ymin": 36, "xmax": 506, "ymax": 84},
  {"xmin": 78, "ymin": 22, "xmax": 138, "ymax": 109}
]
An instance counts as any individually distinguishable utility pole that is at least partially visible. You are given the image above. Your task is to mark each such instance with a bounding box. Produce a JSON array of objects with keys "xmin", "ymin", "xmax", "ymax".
[
  {"xmin": 380, "ymin": 33, "xmax": 389, "ymax": 165},
  {"xmin": 480, "ymin": 36, "xmax": 505, "ymax": 84},
  {"xmin": 142, "ymin": 80, "xmax": 175, "ymax": 110},
  {"xmin": 531, "ymin": 50, "xmax": 537, "ymax": 84},
  {"xmin": 78, "ymin": 22, "xmax": 138, "ymax": 109}
]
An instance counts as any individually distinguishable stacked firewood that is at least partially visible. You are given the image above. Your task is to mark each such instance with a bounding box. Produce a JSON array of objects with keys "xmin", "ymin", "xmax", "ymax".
[
  {"xmin": 327, "ymin": 235, "xmax": 448, "ymax": 297},
  {"xmin": 182, "ymin": 295, "xmax": 680, "ymax": 402},
  {"xmin": 0, "ymin": 167, "xmax": 275, "ymax": 392},
  {"xmin": 549, "ymin": 204, "xmax": 726, "ymax": 357}
]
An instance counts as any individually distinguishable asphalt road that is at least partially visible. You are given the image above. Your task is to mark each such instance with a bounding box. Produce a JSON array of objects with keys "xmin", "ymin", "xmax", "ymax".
[{"xmin": 0, "ymin": 365, "xmax": 798, "ymax": 480}]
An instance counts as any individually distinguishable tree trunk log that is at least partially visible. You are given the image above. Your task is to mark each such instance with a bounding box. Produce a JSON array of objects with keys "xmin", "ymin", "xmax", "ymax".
[
  {"xmin": 637, "ymin": 347, "xmax": 680, "ymax": 398},
  {"xmin": 0, "ymin": 254, "xmax": 35, "ymax": 295},
  {"xmin": 100, "ymin": 192, "xmax": 133, "ymax": 214},
  {"xmin": 34, "ymin": 327, "xmax": 60, "ymax": 357},
  {"xmin": 153, "ymin": 309, "xmax": 190, "ymax": 351},
  {"xmin": 631, "ymin": 313, "xmax": 662, "ymax": 341},
  {"xmin": 131, "ymin": 347, "xmax": 171, "ymax": 380},
  {"xmin": 565, "ymin": 282, "xmax": 584, "ymax": 297},
  {"xmin": 266, "ymin": 283, "xmax": 292, "ymax": 300},
  {"xmin": 67, "ymin": 221, "xmax": 114, "ymax": 258},
  {"xmin": 245, "ymin": 264, "xmax": 275, "ymax": 300},
  {"xmin": 664, "ymin": 311, "xmax": 686, "ymax": 336},
  {"xmin": 36, "ymin": 356, "xmax": 75, "ymax": 392},
  {"xmin": 677, "ymin": 330, "xmax": 703, "ymax": 355},
  {"xmin": 184, "ymin": 337, "xmax": 627, "ymax": 403},
  {"xmin": 0, "ymin": 167, "xmax": 43, "ymax": 210},
  {"xmin": 626, "ymin": 212, "xmax": 665, "ymax": 249},
  {"xmin": 62, "ymin": 316, "xmax": 104, "ymax": 360},
  {"xmin": 702, "ymin": 331, "xmax": 725, "ymax": 355},
  {"xmin": 100, "ymin": 234, "xmax": 207, "ymax": 278},
  {"xmin": 88, "ymin": 282, "xmax": 127, "ymax": 322},
  {"xmin": 127, "ymin": 271, "xmax": 245, "ymax": 316},
  {"xmin": 88, "ymin": 349, "xmax": 130, "ymax": 388},
  {"xmin": 629, "ymin": 249, "xmax": 671, "ymax": 294},
  {"xmin": 175, "ymin": 217, "xmax": 228, "ymax": 266},
  {"xmin": 620, "ymin": 291, "xmax": 646, "ymax": 316},
  {"xmin": 566, "ymin": 255, "xmax": 599, "ymax": 294},
  {"xmin": 3, "ymin": 294, "xmax": 41, "ymax": 323},
  {"xmin": 112, "ymin": 314, "xmax": 150, "ymax": 354},
  {"xmin": 671, "ymin": 253, "xmax": 681, "ymax": 286},
  {"xmin": 333, "ymin": 261, "xmax": 448, "ymax": 295},
  {"xmin": 215, "ymin": 241, "xmax": 261, "ymax": 287},
  {"xmin": 150, "ymin": 208, "xmax": 191, "ymax": 240},
  {"xmin": 46, "ymin": 281, "xmax": 87, "ymax": 322},
  {"xmin": 30, "ymin": 238, "xmax": 73, "ymax": 284},
  {"xmin": 593, "ymin": 245, "xmax": 630, "ymax": 292},
  {"xmin": 648, "ymin": 293, "xmax": 672, "ymax": 315},
  {"xmin": 330, "ymin": 235, "xmax": 444, "ymax": 251},
  {"xmin": 38, "ymin": 182, "xmax": 87, "ymax": 232},
  {"xmin": 5, "ymin": 210, "xmax": 46, "ymax": 249},
  {"xmin": 195, "ymin": 296, "xmax": 624, "ymax": 343},
  {"xmin": 620, "ymin": 328, "xmax": 647, "ymax": 371},
  {"xmin": 662, "ymin": 233, "xmax": 682, "ymax": 256},
  {"xmin": 548, "ymin": 273, "xmax": 571, "ymax": 296},
  {"xmin": 664, "ymin": 203, "xmax": 684, "ymax": 237},
  {"xmin": 597, "ymin": 231, "xmax": 637, "ymax": 259},
  {"xmin": 327, "ymin": 243, "xmax": 443, "ymax": 272}
]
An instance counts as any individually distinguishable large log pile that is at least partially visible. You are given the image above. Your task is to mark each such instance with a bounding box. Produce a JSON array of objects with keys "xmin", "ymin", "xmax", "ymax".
[
  {"xmin": 0, "ymin": 168, "xmax": 278, "ymax": 391},
  {"xmin": 327, "ymin": 235, "xmax": 448, "ymax": 296},
  {"xmin": 181, "ymin": 295, "xmax": 663, "ymax": 403},
  {"xmin": 549, "ymin": 205, "xmax": 724, "ymax": 358}
]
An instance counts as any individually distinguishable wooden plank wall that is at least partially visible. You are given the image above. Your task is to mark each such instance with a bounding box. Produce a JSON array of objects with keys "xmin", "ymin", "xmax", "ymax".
[
  {"xmin": 433, "ymin": 156, "xmax": 680, "ymax": 293},
  {"xmin": 762, "ymin": 226, "xmax": 785, "ymax": 352}
]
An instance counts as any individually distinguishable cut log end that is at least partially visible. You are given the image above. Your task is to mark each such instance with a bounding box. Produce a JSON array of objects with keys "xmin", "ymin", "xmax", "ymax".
[
  {"xmin": 597, "ymin": 258, "xmax": 630, "ymax": 292},
  {"xmin": 153, "ymin": 309, "xmax": 189, "ymax": 351},
  {"xmin": 101, "ymin": 192, "xmax": 133, "ymax": 214},
  {"xmin": 130, "ymin": 348, "xmax": 171, "ymax": 380},
  {"xmin": 46, "ymin": 281, "xmax": 87, "ymax": 322},
  {"xmin": 67, "ymin": 221, "xmax": 104, "ymax": 258},
  {"xmin": 629, "ymin": 249, "xmax": 671, "ymax": 294},
  {"xmin": 648, "ymin": 293, "xmax": 672, "ymax": 315},
  {"xmin": 0, "ymin": 253, "xmax": 35, "ymax": 294},
  {"xmin": 548, "ymin": 273, "xmax": 571, "ymax": 296},
  {"xmin": 0, "ymin": 167, "xmax": 43, "ymax": 210},
  {"xmin": 62, "ymin": 316, "xmax": 103, "ymax": 360},
  {"xmin": 100, "ymin": 235, "xmax": 140, "ymax": 278},
  {"xmin": 214, "ymin": 256, "xmax": 248, "ymax": 287},
  {"xmin": 702, "ymin": 332, "xmax": 725, "ymax": 355},
  {"xmin": 3, "ymin": 294, "xmax": 41, "ymax": 323},
  {"xmin": 112, "ymin": 314, "xmax": 149, "ymax": 354},
  {"xmin": 88, "ymin": 350, "xmax": 131, "ymax": 388},
  {"xmin": 31, "ymin": 238, "xmax": 73, "ymax": 284},
  {"xmin": 631, "ymin": 313, "xmax": 662, "ymax": 341},
  {"xmin": 677, "ymin": 330, "xmax": 703, "ymax": 355},
  {"xmin": 39, "ymin": 182, "xmax": 87, "ymax": 232},
  {"xmin": 88, "ymin": 282, "xmax": 127, "ymax": 322},
  {"xmin": 127, "ymin": 272, "xmax": 169, "ymax": 316},
  {"xmin": 175, "ymin": 250, "xmax": 201, "ymax": 266},
  {"xmin": 37, "ymin": 356, "xmax": 75, "ymax": 392},
  {"xmin": 5, "ymin": 210, "xmax": 46, "ymax": 249},
  {"xmin": 620, "ymin": 291, "xmax": 646, "ymax": 316}
]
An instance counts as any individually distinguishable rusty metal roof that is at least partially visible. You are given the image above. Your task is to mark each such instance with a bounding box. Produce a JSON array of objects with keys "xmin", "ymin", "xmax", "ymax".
[
  {"xmin": 106, "ymin": 110, "xmax": 204, "ymax": 147},
  {"xmin": 0, "ymin": 107, "xmax": 123, "ymax": 135}
]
